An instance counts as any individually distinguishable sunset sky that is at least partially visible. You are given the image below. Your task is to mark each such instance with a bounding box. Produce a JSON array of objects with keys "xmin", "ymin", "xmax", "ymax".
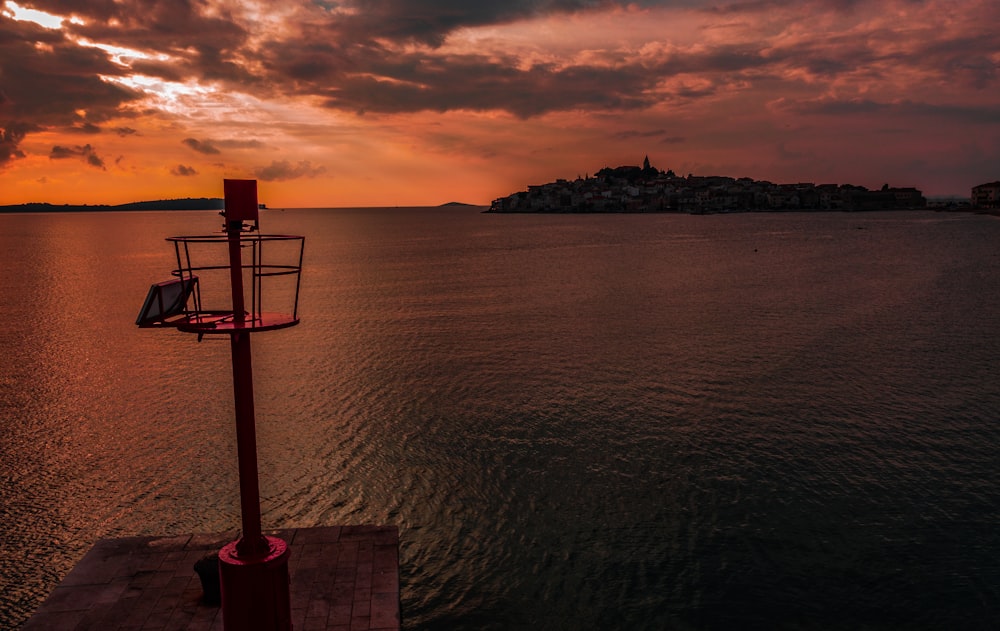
[{"xmin": 2, "ymin": 0, "xmax": 998, "ymax": 207}]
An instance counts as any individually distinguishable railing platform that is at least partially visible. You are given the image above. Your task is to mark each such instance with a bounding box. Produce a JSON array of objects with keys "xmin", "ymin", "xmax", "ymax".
[{"xmin": 22, "ymin": 525, "xmax": 400, "ymax": 630}]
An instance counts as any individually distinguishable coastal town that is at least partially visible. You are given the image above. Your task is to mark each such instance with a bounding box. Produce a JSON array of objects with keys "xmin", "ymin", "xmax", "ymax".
[{"xmin": 489, "ymin": 157, "xmax": 1000, "ymax": 214}]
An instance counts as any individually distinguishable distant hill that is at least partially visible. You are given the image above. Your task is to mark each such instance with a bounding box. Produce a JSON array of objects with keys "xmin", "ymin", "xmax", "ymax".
[
  {"xmin": 0, "ymin": 198, "xmax": 225, "ymax": 213},
  {"xmin": 438, "ymin": 201, "xmax": 482, "ymax": 207}
]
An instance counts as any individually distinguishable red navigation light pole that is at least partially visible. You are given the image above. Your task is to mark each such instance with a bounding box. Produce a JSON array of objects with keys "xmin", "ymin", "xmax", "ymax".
[{"xmin": 137, "ymin": 179, "xmax": 305, "ymax": 630}]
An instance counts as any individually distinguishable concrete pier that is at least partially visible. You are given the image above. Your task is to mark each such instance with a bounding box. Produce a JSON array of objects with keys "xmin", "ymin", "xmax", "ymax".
[{"xmin": 22, "ymin": 525, "xmax": 400, "ymax": 631}]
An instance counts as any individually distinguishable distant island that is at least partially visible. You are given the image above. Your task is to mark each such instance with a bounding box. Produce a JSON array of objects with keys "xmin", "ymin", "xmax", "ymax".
[
  {"xmin": 489, "ymin": 157, "xmax": 938, "ymax": 214},
  {"xmin": 0, "ymin": 197, "xmax": 225, "ymax": 213},
  {"xmin": 439, "ymin": 201, "xmax": 482, "ymax": 207}
]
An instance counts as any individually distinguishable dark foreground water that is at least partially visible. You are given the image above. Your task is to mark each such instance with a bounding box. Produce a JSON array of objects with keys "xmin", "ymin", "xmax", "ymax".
[{"xmin": 1, "ymin": 208, "xmax": 998, "ymax": 629}]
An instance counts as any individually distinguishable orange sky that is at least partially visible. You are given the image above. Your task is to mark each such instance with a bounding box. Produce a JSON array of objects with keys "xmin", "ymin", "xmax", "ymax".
[{"xmin": 2, "ymin": 0, "xmax": 998, "ymax": 207}]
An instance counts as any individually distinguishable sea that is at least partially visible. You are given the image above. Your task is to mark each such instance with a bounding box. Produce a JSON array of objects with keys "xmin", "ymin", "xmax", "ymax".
[{"xmin": 1, "ymin": 207, "xmax": 998, "ymax": 630}]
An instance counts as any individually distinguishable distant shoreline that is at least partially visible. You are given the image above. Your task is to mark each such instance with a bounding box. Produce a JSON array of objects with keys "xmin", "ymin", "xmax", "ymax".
[
  {"xmin": 0, "ymin": 200, "xmax": 488, "ymax": 213},
  {"xmin": 0, "ymin": 198, "xmax": 224, "ymax": 213},
  {"xmin": 2, "ymin": 201, "xmax": 989, "ymax": 216}
]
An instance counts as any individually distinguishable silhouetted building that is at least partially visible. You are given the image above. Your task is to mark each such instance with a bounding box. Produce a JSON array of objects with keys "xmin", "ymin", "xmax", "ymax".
[
  {"xmin": 972, "ymin": 181, "xmax": 1000, "ymax": 209},
  {"xmin": 887, "ymin": 187, "xmax": 926, "ymax": 208}
]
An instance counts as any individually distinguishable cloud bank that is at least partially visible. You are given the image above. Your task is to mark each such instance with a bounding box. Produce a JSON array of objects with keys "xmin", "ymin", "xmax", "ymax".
[
  {"xmin": 49, "ymin": 143, "xmax": 105, "ymax": 169},
  {"xmin": 1, "ymin": 0, "xmax": 998, "ymax": 197}
]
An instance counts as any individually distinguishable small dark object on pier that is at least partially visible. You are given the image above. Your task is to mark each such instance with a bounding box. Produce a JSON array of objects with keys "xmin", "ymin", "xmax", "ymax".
[{"xmin": 194, "ymin": 553, "xmax": 221, "ymax": 606}]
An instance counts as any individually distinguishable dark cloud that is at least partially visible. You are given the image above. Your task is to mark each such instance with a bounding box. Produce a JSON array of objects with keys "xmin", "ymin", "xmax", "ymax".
[
  {"xmin": 232, "ymin": 0, "xmax": 993, "ymax": 120},
  {"xmin": 611, "ymin": 129, "xmax": 687, "ymax": 145},
  {"xmin": 309, "ymin": 55, "xmax": 664, "ymax": 117},
  {"xmin": 49, "ymin": 143, "xmax": 106, "ymax": 168},
  {"xmin": 171, "ymin": 164, "xmax": 198, "ymax": 176},
  {"xmin": 1, "ymin": 122, "xmax": 39, "ymax": 166},
  {"xmin": 613, "ymin": 129, "xmax": 671, "ymax": 139},
  {"xmin": 776, "ymin": 97, "xmax": 1000, "ymax": 125},
  {"xmin": 254, "ymin": 160, "xmax": 326, "ymax": 181},
  {"xmin": 906, "ymin": 33, "xmax": 1000, "ymax": 89},
  {"xmin": 781, "ymin": 98, "xmax": 887, "ymax": 116},
  {"xmin": 48, "ymin": 146, "xmax": 77, "ymax": 159},
  {"xmin": 43, "ymin": 0, "xmax": 263, "ymax": 90},
  {"xmin": 182, "ymin": 138, "xmax": 221, "ymax": 154},
  {"xmin": 0, "ymin": 15, "xmax": 140, "ymax": 167},
  {"xmin": 323, "ymin": 1, "xmax": 627, "ymax": 47},
  {"xmin": 242, "ymin": 1, "xmax": 967, "ymax": 123},
  {"xmin": 37, "ymin": 0, "xmax": 249, "ymax": 57},
  {"xmin": 113, "ymin": 127, "xmax": 138, "ymax": 136},
  {"xmin": 69, "ymin": 122, "xmax": 102, "ymax": 134},
  {"xmin": 701, "ymin": 0, "xmax": 793, "ymax": 14},
  {"xmin": 285, "ymin": 39, "xmax": 779, "ymax": 118},
  {"xmin": 179, "ymin": 136, "xmax": 263, "ymax": 154},
  {"xmin": 214, "ymin": 139, "xmax": 265, "ymax": 149},
  {"xmin": 701, "ymin": 0, "xmax": 885, "ymax": 14},
  {"xmin": 0, "ymin": 17, "xmax": 139, "ymax": 124}
]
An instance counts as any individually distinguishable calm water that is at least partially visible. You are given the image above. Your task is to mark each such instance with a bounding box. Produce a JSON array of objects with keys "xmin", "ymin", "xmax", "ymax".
[{"xmin": 1, "ymin": 208, "xmax": 999, "ymax": 629}]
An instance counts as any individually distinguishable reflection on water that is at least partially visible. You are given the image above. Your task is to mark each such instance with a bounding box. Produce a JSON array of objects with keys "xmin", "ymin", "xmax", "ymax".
[{"xmin": 1, "ymin": 209, "xmax": 999, "ymax": 629}]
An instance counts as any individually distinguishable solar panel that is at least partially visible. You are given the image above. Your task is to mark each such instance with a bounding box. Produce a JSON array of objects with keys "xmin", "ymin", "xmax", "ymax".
[{"xmin": 136, "ymin": 276, "xmax": 198, "ymax": 326}]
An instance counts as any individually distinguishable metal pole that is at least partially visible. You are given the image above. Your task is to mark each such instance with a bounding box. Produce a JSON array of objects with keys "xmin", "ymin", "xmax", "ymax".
[
  {"xmin": 230, "ymin": 332, "xmax": 268, "ymax": 558},
  {"xmin": 217, "ymin": 212, "xmax": 292, "ymax": 631},
  {"xmin": 226, "ymin": 219, "xmax": 268, "ymax": 558}
]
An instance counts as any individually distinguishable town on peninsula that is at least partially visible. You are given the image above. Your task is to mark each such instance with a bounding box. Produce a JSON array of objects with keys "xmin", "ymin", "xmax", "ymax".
[{"xmin": 489, "ymin": 157, "xmax": 998, "ymax": 214}]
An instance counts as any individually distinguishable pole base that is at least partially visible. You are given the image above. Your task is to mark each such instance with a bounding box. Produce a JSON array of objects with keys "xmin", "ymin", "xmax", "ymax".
[{"xmin": 219, "ymin": 536, "xmax": 292, "ymax": 631}]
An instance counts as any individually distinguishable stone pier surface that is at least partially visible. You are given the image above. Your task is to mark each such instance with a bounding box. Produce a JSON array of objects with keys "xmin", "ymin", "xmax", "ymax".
[{"xmin": 22, "ymin": 525, "xmax": 400, "ymax": 631}]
